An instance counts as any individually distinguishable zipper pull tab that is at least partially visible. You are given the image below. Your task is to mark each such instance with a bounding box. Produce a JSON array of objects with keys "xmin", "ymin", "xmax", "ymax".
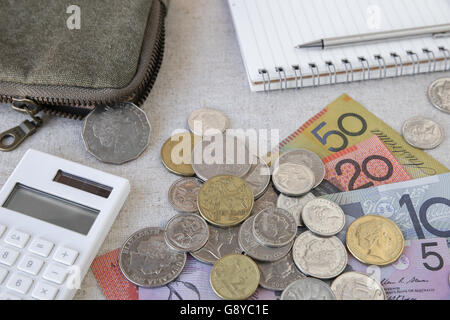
[{"xmin": 0, "ymin": 98, "xmax": 43, "ymax": 152}]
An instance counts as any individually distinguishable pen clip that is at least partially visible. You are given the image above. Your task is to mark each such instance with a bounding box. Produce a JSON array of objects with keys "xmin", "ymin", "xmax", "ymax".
[{"xmin": 433, "ymin": 32, "xmax": 450, "ymax": 39}]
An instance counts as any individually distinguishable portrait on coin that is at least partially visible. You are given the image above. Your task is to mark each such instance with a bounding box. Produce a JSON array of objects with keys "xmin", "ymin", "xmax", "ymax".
[
  {"xmin": 354, "ymin": 220, "xmax": 395, "ymax": 261},
  {"xmin": 437, "ymin": 80, "xmax": 450, "ymax": 106}
]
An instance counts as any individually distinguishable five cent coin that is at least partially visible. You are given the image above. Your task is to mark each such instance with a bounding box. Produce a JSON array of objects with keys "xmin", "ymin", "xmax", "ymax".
[
  {"xmin": 198, "ymin": 175, "xmax": 254, "ymax": 227},
  {"xmin": 281, "ymin": 278, "xmax": 336, "ymax": 300},
  {"xmin": 272, "ymin": 163, "xmax": 315, "ymax": 196},
  {"xmin": 188, "ymin": 108, "xmax": 230, "ymax": 136},
  {"xmin": 253, "ymin": 208, "xmax": 297, "ymax": 248},
  {"xmin": 302, "ymin": 198, "xmax": 346, "ymax": 237},
  {"xmin": 168, "ymin": 177, "xmax": 203, "ymax": 213},
  {"xmin": 402, "ymin": 116, "xmax": 445, "ymax": 150},
  {"xmin": 83, "ymin": 103, "xmax": 151, "ymax": 164},
  {"xmin": 346, "ymin": 215, "xmax": 404, "ymax": 266},
  {"xmin": 210, "ymin": 254, "xmax": 260, "ymax": 300},
  {"xmin": 164, "ymin": 214, "xmax": 209, "ymax": 252},
  {"xmin": 119, "ymin": 227, "xmax": 186, "ymax": 288},
  {"xmin": 428, "ymin": 77, "xmax": 450, "ymax": 114},
  {"xmin": 331, "ymin": 271, "xmax": 386, "ymax": 300},
  {"xmin": 293, "ymin": 231, "xmax": 347, "ymax": 279}
]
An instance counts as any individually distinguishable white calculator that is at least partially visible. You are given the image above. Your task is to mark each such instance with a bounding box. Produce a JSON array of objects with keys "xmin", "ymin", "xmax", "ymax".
[{"xmin": 0, "ymin": 149, "xmax": 130, "ymax": 300}]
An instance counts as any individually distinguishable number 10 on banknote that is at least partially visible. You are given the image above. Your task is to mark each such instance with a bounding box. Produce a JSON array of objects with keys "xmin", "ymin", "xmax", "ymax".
[{"xmin": 278, "ymin": 94, "xmax": 448, "ymax": 179}]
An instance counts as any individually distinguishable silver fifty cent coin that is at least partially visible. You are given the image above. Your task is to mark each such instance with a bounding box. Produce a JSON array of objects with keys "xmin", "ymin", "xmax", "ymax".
[
  {"xmin": 428, "ymin": 78, "xmax": 450, "ymax": 114},
  {"xmin": 188, "ymin": 108, "xmax": 230, "ymax": 136},
  {"xmin": 164, "ymin": 213, "xmax": 209, "ymax": 252},
  {"xmin": 242, "ymin": 156, "xmax": 271, "ymax": 199},
  {"xmin": 253, "ymin": 208, "xmax": 297, "ymax": 248},
  {"xmin": 272, "ymin": 163, "xmax": 315, "ymax": 196},
  {"xmin": 82, "ymin": 103, "xmax": 151, "ymax": 164},
  {"xmin": 274, "ymin": 149, "xmax": 325, "ymax": 188},
  {"xmin": 277, "ymin": 193, "xmax": 316, "ymax": 227},
  {"xmin": 168, "ymin": 177, "xmax": 203, "ymax": 213},
  {"xmin": 292, "ymin": 231, "xmax": 347, "ymax": 279},
  {"xmin": 402, "ymin": 116, "xmax": 445, "ymax": 150},
  {"xmin": 302, "ymin": 198, "xmax": 346, "ymax": 237},
  {"xmin": 257, "ymin": 251, "xmax": 305, "ymax": 291},
  {"xmin": 281, "ymin": 278, "xmax": 336, "ymax": 300},
  {"xmin": 119, "ymin": 227, "xmax": 186, "ymax": 288},
  {"xmin": 191, "ymin": 134, "xmax": 252, "ymax": 181},
  {"xmin": 190, "ymin": 224, "xmax": 242, "ymax": 264},
  {"xmin": 238, "ymin": 215, "xmax": 293, "ymax": 262},
  {"xmin": 331, "ymin": 271, "xmax": 386, "ymax": 300}
]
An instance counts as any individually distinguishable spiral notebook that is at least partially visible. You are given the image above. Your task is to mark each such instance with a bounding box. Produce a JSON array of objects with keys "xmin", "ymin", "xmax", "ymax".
[{"xmin": 228, "ymin": 0, "xmax": 450, "ymax": 92}]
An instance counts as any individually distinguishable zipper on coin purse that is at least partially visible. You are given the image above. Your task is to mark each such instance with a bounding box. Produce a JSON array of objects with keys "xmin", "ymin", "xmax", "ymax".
[{"xmin": 0, "ymin": 0, "xmax": 167, "ymax": 152}]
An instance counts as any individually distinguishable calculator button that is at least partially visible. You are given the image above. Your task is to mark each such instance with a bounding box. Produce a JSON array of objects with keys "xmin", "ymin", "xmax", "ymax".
[
  {"xmin": 32, "ymin": 282, "xmax": 59, "ymax": 300},
  {"xmin": 29, "ymin": 239, "xmax": 54, "ymax": 258},
  {"xmin": 6, "ymin": 273, "xmax": 33, "ymax": 295},
  {"xmin": 0, "ymin": 268, "xmax": 8, "ymax": 284},
  {"xmin": 0, "ymin": 247, "xmax": 20, "ymax": 266},
  {"xmin": 0, "ymin": 225, "xmax": 5, "ymax": 238},
  {"xmin": 4, "ymin": 230, "xmax": 30, "ymax": 248},
  {"xmin": 0, "ymin": 291, "xmax": 23, "ymax": 300},
  {"xmin": 53, "ymin": 247, "xmax": 78, "ymax": 266},
  {"xmin": 18, "ymin": 255, "xmax": 44, "ymax": 276},
  {"xmin": 43, "ymin": 264, "xmax": 68, "ymax": 285}
]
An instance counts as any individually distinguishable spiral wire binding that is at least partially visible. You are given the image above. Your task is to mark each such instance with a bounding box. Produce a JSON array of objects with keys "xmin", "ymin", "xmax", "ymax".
[
  {"xmin": 258, "ymin": 47, "xmax": 449, "ymax": 92},
  {"xmin": 374, "ymin": 55, "xmax": 387, "ymax": 79},
  {"xmin": 309, "ymin": 63, "xmax": 320, "ymax": 87},
  {"xmin": 326, "ymin": 61, "xmax": 337, "ymax": 84},
  {"xmin": 358, "ymin": 57, "xmax": 370, "ymax": 80},
  {"xmin": 292, "ymin": 65, "xmax": 303, "ymax": 89}
]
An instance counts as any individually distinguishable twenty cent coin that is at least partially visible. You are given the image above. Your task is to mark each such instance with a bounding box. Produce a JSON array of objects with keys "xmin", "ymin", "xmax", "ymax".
[
  {"xmin": 302, "ymin": 198, "xmax": 346, "ymax": 236},
  {"xmin": 161, "ymin": 132, "xmax": 198, "ymax": 176},
  {"xmin": 192, "ymin": 134, "xmax": 252, "ymax": 181},
  {"xmin": 331, "ymin": 271, "xmax": 386, "ymax": 300},
  {"xmin": 190, "ymin": 224, "xmax": 242, "ymax": 264},
  {"xmin": 253, "ymin": 208, "xmax": 297, "ymax": 248},
  {"xmin": 119, "ymin": 227, "xmax": 186, "ymax": 288},
  {"xmin": 293, "ymin": 231, "xmax": 347, "ymax": 279},
  {"xmin": 188, "ymin": 108, "xmax": 230, "ymax": 136},
  {"xmin": 281, "ymin": 278, "xmax": 336, "ymax": 300},
  {"xmin": 210, "ymin": 254, "xmax": 260, "ymax": 300},
  {"xmin": 277, "ymin": 193, "xmax": 316, "ymax": 226},
  {"xmin": 274, "ymin": 149, "xmax": 325, "ymax": 188},
  {"xmin": 168, "ymin": 177, "xmax": 203, "ymax": 213},
  {"xmin": 428, "ymin": 77, "xmax": 450, "ymax": 114},
  {"xmin": 272, "ymin": 163, "xmax": 315, "ymax": 196},
  {"xmin": 164, "ymin": 214, "xmax": 209, "ymax": 252},
  {"xmin": 346, "ymin": 215, "xmax": 404, "ymax": 266},
  {"xmin": 198, "ymin": 175, "xmax": 253, "ymax": 227},
  {"xmin": 83, "ymin": 103, "xmax": 151, "ymax": 164},
  {"xmin": 257, "ymin": 251, "xmax": 305, "ymax": 291},
  {"xmin": 238, "ymin": 215, "xmax": 293, "ymax": 262},
  {"xmin": 402, "ymin": 116, "xmax": 445, "ymax": 150}
]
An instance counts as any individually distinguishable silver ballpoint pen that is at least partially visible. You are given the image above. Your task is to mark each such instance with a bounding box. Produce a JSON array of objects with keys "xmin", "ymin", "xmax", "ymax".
[{"xmin": 296, "ymin": 23, "xmax": 450, "ymax": 49}]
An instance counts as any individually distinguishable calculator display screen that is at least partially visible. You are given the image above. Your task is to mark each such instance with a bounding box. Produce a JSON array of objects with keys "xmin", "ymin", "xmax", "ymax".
[{"xmin": 3, "ymin": 184, "xmax": 99, "ymax": 235}]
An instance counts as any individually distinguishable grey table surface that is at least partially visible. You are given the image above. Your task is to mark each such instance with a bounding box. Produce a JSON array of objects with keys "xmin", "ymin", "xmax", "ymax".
[{"xmin": 0, "ymin": 0, "xmax": 449, "ymax": 300}]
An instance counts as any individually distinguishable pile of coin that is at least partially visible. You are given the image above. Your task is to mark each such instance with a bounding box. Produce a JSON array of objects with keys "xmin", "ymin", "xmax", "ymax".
[{"xmin": 118, "ymin": 107, "xmax": 406, "ymax": 300}]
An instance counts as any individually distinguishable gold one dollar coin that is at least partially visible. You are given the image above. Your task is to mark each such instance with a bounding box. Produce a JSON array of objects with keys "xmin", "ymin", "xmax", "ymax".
[
  {"xmin": 210, "ymin": 254, "xmax": 260, "ymax": 300},
  {"xmin": 198, "ymin": 175, "xmax": 254, "ymax": 227},
  {"xmin": 161, "ymin": 132, "xmax": 199, "ymax": 176},
  {"xmin": 346, "ymin": 215, "xmax": 404, "ymax": 266}
]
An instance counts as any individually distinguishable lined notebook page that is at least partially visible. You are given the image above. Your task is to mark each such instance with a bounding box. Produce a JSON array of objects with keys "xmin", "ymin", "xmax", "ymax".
[{"xmin": 228, "ymin": 0, "xmax": 450, "ymax": 91}]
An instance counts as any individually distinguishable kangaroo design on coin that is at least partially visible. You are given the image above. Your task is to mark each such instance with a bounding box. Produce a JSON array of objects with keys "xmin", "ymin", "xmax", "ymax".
[
  {"xmin": 83, "ymin": 103, "xmax": 151, "ymax": 164},
  {"xmin": 272, "ymin": 163, "xmax": 315, "ymax": 196},
  {"xmin": 190, "ymin": 224, "xmax": 242, "ymax": 264},
  {"xmin": 331, "ymin": 272, "xmax": 386, "ymax": 300},
  {"xmin": 257, "ymin": 251, "xmax": 305, "ymax": 291},
  {"xmin": 281, "ymin": 278, "xmax": 336, "ymax": 300},
  {"xmin": 119, "ymin": 227, "xmax": 186, "ymax": 288},
  {"xmin": 302, "ymin": 198, "xmax": 346, "ymax": 236},
  {"xmin": 402, "ymin": 117, "xmax": 445, "ymax": 150},
  {"xmin": 168, "ymin": 178, "xmax": 203, "ymax": 213},
  {"xmin": 346, "ymin": 215, "xmax": 404, "ymax": 266},
  {"xmin": 253, "ymin": 208, "xmax": 297, "ymax": 248},
  {"xmin": 293, "ymin": 231, "xmax": 347, "ymax": 279},
  {"xmin": 164, "ymin": 214, "xmax": 209, "ymax": 252},
  {"xmin": 210, "ymin": 254, "xmax": 260, "ymax": 300},
  {"xmin": 428, "ymin": 78, "xmax": 450, "ymax": 114}
]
